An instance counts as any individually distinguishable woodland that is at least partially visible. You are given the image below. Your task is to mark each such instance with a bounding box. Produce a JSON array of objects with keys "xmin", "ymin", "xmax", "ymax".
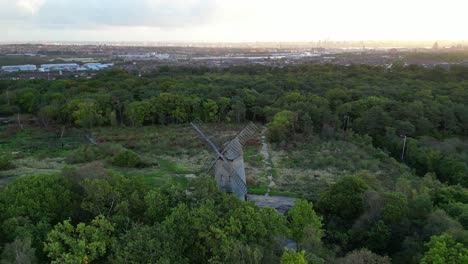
[{"xmin": 0, "ymin": 63, "xmax": 467, "ymax": 263}]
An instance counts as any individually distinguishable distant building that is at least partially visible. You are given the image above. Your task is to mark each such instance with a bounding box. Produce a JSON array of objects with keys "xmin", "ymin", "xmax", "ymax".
[
  {"xmin": 53, "ymin": 58, "xmax": 97, "ymax": 63},
  {"xmin": 1, "ymin": 64, "xmax": 37, "ymax": 72},
  {"xmin": 116, "ymin": 53, "xmax": 170, "ymax": 60},
  {"xmin": 39, "ymin": 63, "xmax": 80, "ymax": 72},
  {"xmin": 82, "ymin": 63, "xmax": 114, "ymax": 71}
]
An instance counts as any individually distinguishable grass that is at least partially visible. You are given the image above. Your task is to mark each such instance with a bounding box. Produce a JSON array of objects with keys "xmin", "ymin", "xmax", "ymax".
[
  {"xmin": 0, "ymin": 126, "xmax": 83, "ymax": 158},
  {"xmin": 268, "ymin": 134, "xmax": 414, "ymax": 200},
  {"xmin": 0, "ymin": 157, "xmax": 66, "ymax": 179},
  {"xmin": 248, "ymin": 185, "xmax": 268, "ymax": 195},
  {"xmin": 0, "ymin": 123, "xmax": 262, "ymax": 189},
  {"xmin": 2, "ymin": 124, "xmax": 410, "ymax": 201}
]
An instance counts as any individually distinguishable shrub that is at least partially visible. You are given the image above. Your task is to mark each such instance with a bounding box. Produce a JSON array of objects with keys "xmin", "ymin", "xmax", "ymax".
[
  {"xmin": 317, "ymin": 175, "xmax": 371, "ymax": 220},
  {"xmin": 112, "ymin": 150, "xmax": 141, "ymax": 168},
  {"xmin": 98, "ymin": 143, "xmax": 124, "ymax": 157},
  {"xmin": 0, "ymin": 155, "xmax": 14, "ymax": 170},
  {"xmin": 62, "ymin": 161, "xmax": 109, "ymax": 185},
  {"xmin": 66, "ymin": 146, "xmax": 103, "ymax": 164},
  {"xmin": 337, "ymin": 248, "xmax": 391, "ymax": 264}
]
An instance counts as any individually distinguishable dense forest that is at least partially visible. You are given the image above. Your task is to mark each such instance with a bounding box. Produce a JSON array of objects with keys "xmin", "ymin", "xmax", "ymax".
[{"xmin": 0, "ymin": 64, "xmax": 467, "ymax": 263}]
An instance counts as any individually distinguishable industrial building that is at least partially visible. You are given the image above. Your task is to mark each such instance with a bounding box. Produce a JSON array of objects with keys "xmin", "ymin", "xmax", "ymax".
[
  {"xmin": 116, "ymin": 53, "xmax": 170, "ymax": 60},
  {"xmin": 1, "ymin": 65, "xmax": 37, "ymax": 72},
  {"xmin": 1, "ymin": 63, "xmax": 115, "ymax": 74},
  {"xmin": 39, "ymin": 63, "xmax": 80, "ymax": 72},
  {"xmin": 82, "ymin": 63, "xmax": 114, "ymax": 71}
]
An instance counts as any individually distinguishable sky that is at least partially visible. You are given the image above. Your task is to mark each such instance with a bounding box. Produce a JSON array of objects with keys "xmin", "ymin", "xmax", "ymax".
[{"xmin": 1, "ymin": 0, "xmax": 468, "ymax": 42}]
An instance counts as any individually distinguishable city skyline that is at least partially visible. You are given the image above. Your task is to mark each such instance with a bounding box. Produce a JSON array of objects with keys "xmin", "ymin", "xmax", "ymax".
[{"xmin": 2, "ymin": 0, "xmax": 468, "ymax": 43}]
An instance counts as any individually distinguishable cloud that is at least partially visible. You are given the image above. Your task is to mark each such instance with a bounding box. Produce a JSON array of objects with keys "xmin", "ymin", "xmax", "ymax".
[
  {"xmin": 0, "ymin": 0, "xmax": 218, "ymax": 28},
  {"xmin": 17, "ymin": 0, "xmax": 45, "ymax": 14},
  {"xmin": 2, "ymin": 0, "xmax": 468, "ymax": 42}
]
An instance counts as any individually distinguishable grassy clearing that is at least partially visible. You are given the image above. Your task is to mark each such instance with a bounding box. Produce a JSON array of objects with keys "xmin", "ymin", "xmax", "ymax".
[
  {"xmin": 91, "ymin": 124, "xmax": 267, "ymax": 188},
  {"xmin": 0, "ymin": 157, "xmax": 67, "ymax": 179},
  {"xmin": 269, "ymin": 134, "xmax": 413, "ymax": 200},
  {"xmin": 244, "ymin": 144, "xmax": 269, "ymax": 190},
  {"xmin": 0, "ymin": 126, "xmax": 82, "ymax": 158},
  {"xmin": 0, "ymin": 123, "xmax": 267, "ymax": 189},
  {"xmin": 3, "ymin": 124, "xmax": 409, "ymax": 199},
  {"xmin": 110, "ymin": 158, "xmax": 196, "ymax": 187}
]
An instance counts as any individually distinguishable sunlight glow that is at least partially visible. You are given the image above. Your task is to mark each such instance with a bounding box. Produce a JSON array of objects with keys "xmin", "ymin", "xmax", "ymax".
[{"xmin": 3, "ymin": 0, "xmax": 468, "ymax": 42}]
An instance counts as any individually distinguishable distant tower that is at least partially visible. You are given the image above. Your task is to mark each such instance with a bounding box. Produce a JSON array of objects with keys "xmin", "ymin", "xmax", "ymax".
[{"xmin": 432, "ymin": 41, "xmax": 439, "ymax": 50}]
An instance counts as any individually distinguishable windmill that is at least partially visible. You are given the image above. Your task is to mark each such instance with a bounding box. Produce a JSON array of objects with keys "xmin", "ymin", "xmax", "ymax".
[{"xmin": 191, "ymin": 120, "xmax": 258, "ymax": 200}]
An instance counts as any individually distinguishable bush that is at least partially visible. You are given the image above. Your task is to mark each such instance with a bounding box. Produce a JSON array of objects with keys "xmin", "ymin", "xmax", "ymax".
[
  {"xmin": 66, "ymin": 146, "xmax": 103, "ymax": 164},
  {"xmin": 337, "ymin": 248, "xmax": 391, "ymax": 264},
  {"xmin": 112, "ymin": 150, "xmax": 141, "ymax": 168},
  {"xmin": 62, "ymin": 161, "xmax": 109, "ymax": 185},
  {"xmin": 98, "ymin": 143, "xmax": 124, "ymax": 157},
  {"xmin": 317, "ymin": 175, "xmax": 371, "ymax": 220},
  {"xmin": 0, "ymin": 155, "xmax": 14, "ymax": 170}
]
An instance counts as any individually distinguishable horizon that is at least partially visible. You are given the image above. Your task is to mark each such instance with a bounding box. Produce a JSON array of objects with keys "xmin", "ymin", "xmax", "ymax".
[{"xmin": 1, "ymin": 40, "xmax": 467, "ymax": 49}]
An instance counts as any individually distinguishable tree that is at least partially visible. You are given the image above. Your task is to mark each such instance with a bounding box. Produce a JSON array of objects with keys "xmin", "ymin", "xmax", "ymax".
[
  {"xmin": 202, "ymin": 99, "xmax": 219, "ymax": 122},
  {"xmin": 423, "ymin": 210, "xmax": 463, "ymax": 239},
  {"xmin": 230, "ymin": 98, "xmax": 246, "ymax": 123},
  {"xmin": 70, "ymin": 100, "xmax": 104, "ymax": 128},
  {"xmin": 337, "ymin": 248, "xmax": 391, "ymax": 264},
  {"xmin": 317, "ymin": 175, "xmax": 370, "ymax": 220},
  {"xmin": 421, "ymin": 234, "xmax": 468, "ymax": 264},
  {"xmin": 110, "ymin": 225, "xmax": 171, "ymax": 264},
  {"xmin": 286, "ymin": 199, "xmax": 323, "ymax": 242},
  {"xmin": 284, "ymin": 92, "xmax": 306, "ymax": 104},
  {"xmin": 280, "ymin": 249, "xmax": 308, "ymax": 264},
  {"xmin": 354, "ymin": 106, "xmax": 393, "ymax": 142},
  {"xmin": 267, "ymin": 110, "xmax": 298, "ymax": 142},
  {"xmin": 217, "ymin": 97, "xmax": 231, "ymax": 122},
  {"xmin": 77, "ymin": 172, "xmax": 146, "ymax": 229},
  {"xmin": 325, "ymin": 88, "xmax": 351, "ymax": 110},
  {"xmin": 0, "ymin": 174, "xmax": 72, "ymax": 224},
  {"xmin": 44, "ymin": 216, "xmax": 114, "ymax": 264},
  {"xmin": 381, "ymin": 192, "xmax": 408, "ymax": 223},
  {"xmin": 38, "ymin": 105, "xmax": 60, "ymax": 127},
  {"xmin": 15, "ymin": 88, "xmax": 39, "ymax": 113},
  {"xmin": 444, "ymin": 202, "xmax": 468, "ymax": 229},
  {"xmin": 1, "ymin": 238, "xmax": 37, "ymax": 264},
  {"xmin": 127, "ymin": 100, "xmax": 150, "ymax": 127}
]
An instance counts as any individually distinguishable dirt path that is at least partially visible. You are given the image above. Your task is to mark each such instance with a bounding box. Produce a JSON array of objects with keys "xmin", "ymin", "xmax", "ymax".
[
  {"xmin": 247, "ymin": 129, "xmax": 295, "ymax": 215},
  {"xmin": 260, "ymin": 129, "xmax": 275, "ymax": 196}
]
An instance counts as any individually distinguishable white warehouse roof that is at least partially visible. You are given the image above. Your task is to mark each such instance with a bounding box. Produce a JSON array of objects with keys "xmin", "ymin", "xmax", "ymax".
[
  {"xmin": 39, "ymin": 63, "xmax": 80, "ymax": 72},
  {"xmin": 1, "ymin": 64, "xmax": 37, "ymax": 72}
]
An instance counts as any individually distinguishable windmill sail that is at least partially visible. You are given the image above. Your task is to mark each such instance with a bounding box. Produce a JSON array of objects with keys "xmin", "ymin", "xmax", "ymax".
[{"xmin": 190, "ymin": 121, "xmax": 227, "ymax": 162}]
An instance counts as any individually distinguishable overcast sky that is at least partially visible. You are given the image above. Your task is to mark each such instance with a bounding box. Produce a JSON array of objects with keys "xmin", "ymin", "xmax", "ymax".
[{"xmin": 2, "ymin": 0, "xmax": 468, "ymax": 42}]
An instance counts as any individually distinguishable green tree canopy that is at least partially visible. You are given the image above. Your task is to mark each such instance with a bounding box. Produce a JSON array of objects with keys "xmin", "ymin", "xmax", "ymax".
[
  {"xmin": 44, "ymin": 216, "xmax": 114, "ymax": 264},
  {"xmin": 421, "ymin": 234, "xmax": 468, "ymax": 264}
]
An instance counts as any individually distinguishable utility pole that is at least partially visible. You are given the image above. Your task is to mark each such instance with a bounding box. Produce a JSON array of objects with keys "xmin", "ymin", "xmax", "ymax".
[{"xmin": 400, "ymin": 134, "xmax": 407, "ymax": 161}]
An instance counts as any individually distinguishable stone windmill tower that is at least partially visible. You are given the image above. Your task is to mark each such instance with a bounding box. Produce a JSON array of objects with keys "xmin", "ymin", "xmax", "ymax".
[{"xmin": 191, "ymin": 120, "xmax": 258, "ymax": 200}]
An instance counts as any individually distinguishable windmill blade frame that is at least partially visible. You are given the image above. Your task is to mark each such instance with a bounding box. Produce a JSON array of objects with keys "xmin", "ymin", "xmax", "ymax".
[{"xmin": 190, "ymin": 121, "xmax": 227, "ymax": 162}]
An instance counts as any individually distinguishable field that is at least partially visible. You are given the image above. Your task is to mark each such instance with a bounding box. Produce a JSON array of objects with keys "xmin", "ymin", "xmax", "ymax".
[
  {"xmin": 0, "ymin": 124, "xmax": 269, "ymax": 188},
  {"xmin": 269, "ymin": 134, "xmax": 413, "ymax": 200},
  {"xmin": 0, "ymin": 123, "xmax": 414, "ymax": 201}
]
